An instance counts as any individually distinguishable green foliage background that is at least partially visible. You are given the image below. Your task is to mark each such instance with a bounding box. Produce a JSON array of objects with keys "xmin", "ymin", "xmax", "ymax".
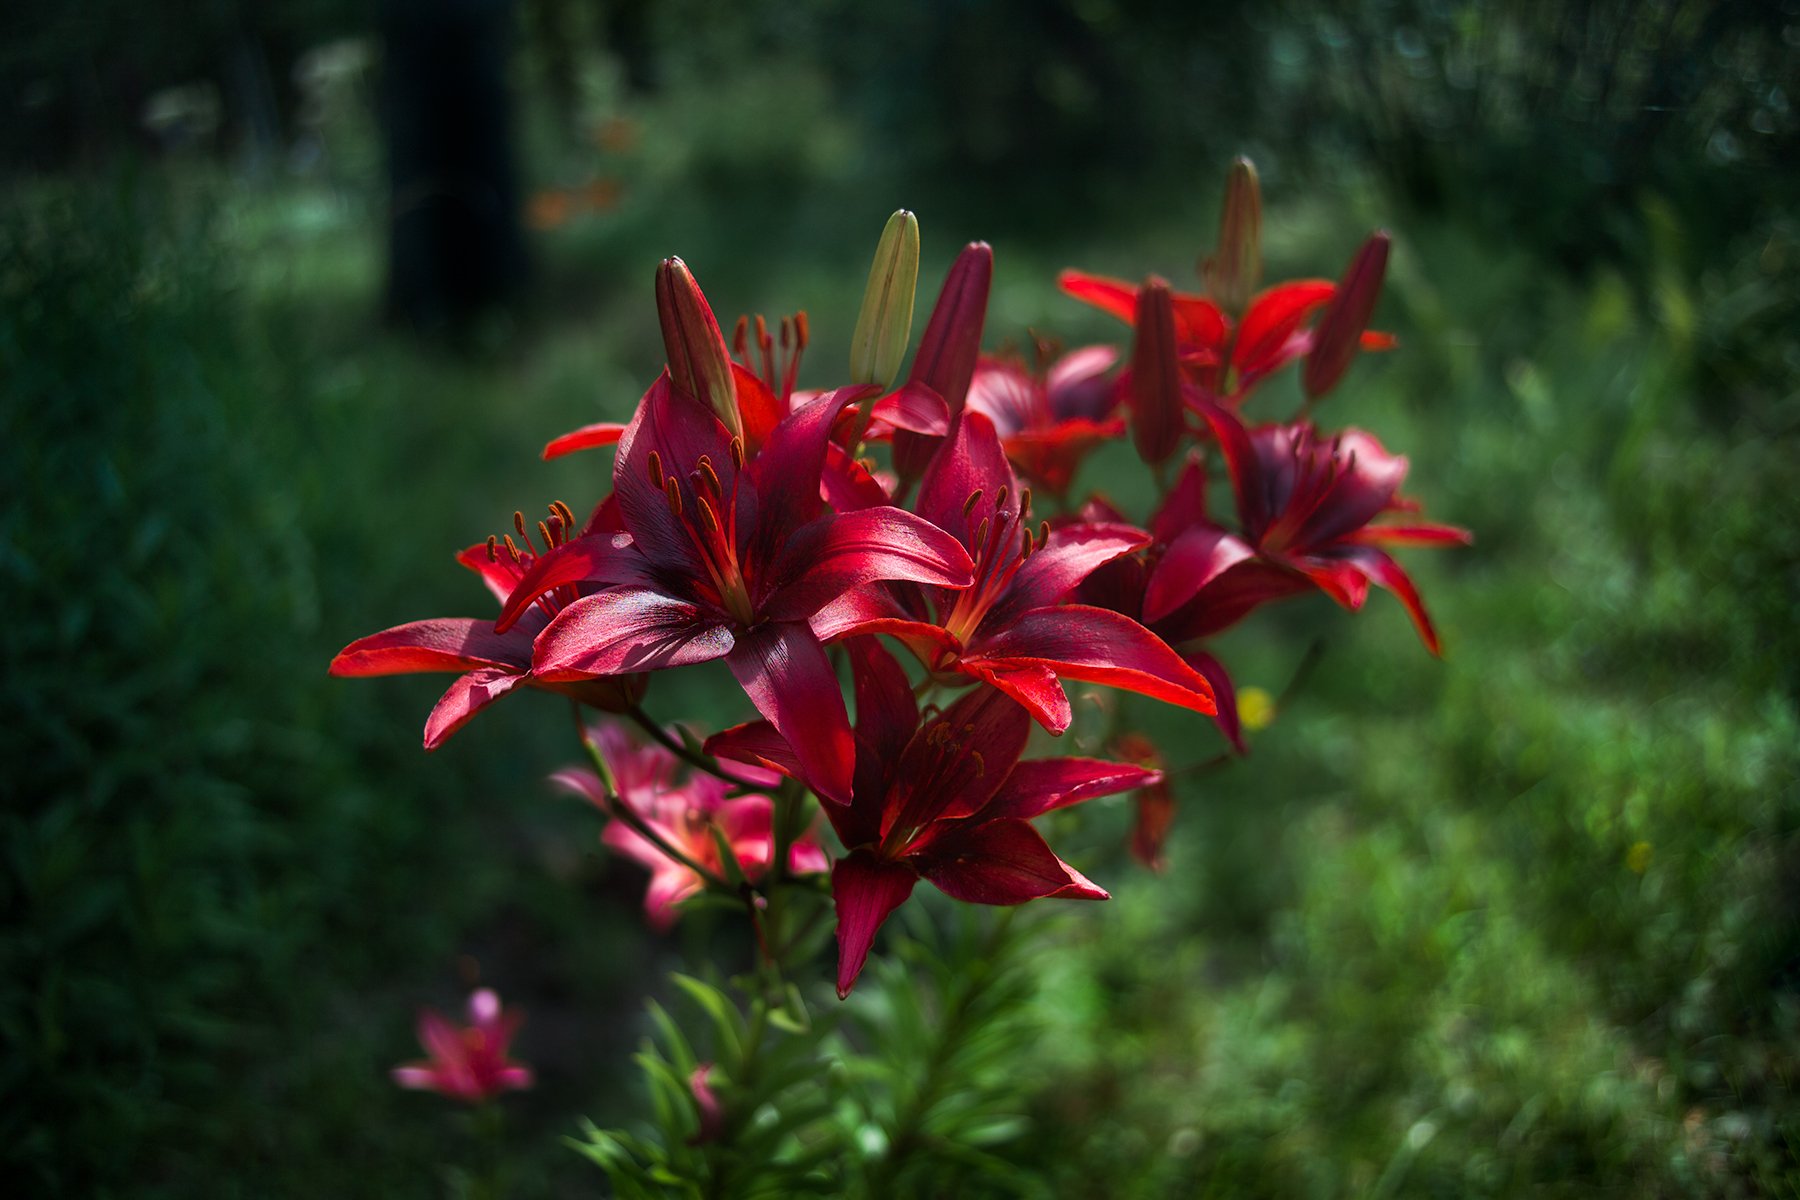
[{"xmin": 2, "ymin": 1, "xmax": 1796, "ymax": 1195}]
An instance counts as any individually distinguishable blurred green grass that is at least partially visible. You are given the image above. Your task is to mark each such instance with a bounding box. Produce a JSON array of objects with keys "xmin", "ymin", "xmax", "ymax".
[{"xmin": 4, "ymin": 36, "xmax": 1799, "ymax": 1196}]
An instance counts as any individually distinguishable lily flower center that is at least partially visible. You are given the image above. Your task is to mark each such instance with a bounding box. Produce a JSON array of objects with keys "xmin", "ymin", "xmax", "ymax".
[
  {"xmin": 488, "ymin": 501, "xmax": 580, "ymax": 619},
  {"xmin": 1258, "ymin": 430, "xmax": 1354, "ymax": 554},
  {"xmin": 879, "ymin": 713, "xmax": 989, "ymax": 856},
  {"xmin": 940, "ymin": 484, "xmax": 1048, "ymax": 649},
  {"xmin": 648, "ymin": 442, "xmax": 756, "ymax": 627},
  {"xmin": 732, "ymin": 310, "xmax": 809, "ymax": 405}
]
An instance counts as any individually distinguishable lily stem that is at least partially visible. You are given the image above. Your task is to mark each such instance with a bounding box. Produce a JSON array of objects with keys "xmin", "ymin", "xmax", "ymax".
[
  {"xmin": 624, "ymin": 705, "xmax": 766, "ymax": 790},
  {"xmin": 571, "ymin": 704, "xmax": 730, "ymax": 890}
]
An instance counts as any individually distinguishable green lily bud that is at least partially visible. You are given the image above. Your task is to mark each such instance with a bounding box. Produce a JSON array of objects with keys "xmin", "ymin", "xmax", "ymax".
[
  {"xmin": 1202, "ymin": 157, "xmax": 1262, "ymax": 315},
  {"xmin": 849, "ymin": 209, "xmax": 921, "ymax": 388},
  {"xmin": 656, "ymin": 256, "xmax": 740, "ymax": 438}
]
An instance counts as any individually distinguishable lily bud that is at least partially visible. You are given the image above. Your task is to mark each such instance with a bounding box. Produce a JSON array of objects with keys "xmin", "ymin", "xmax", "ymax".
[
  {"xmin": 849, "ymin": 209, "xmax": 920, "ymax": 388},
  {"xmin": 1129, "ymin": 277, "xmax": 1184, "ymax": 467},
  {"xmin": 905, "ymin": 241, "xmax": 993, "ymax": 410},
  {"xmin": 656, "ymin": 256, "xmax": 740, "ymax": 437},
  {"xmin": 1202, "ymin": 157, "xmax": 1262, "ymax": 315},
  {"xmin": 894, "ymin": 241, "xmax": 993, "ymax": 482},
  {"xmin": 1303, "ymin": 231, "xmax": 1390, "ymax": 401}
]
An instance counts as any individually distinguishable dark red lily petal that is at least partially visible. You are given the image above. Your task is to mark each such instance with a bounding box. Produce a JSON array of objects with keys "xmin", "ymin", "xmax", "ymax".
[
  {"xmin": 705, "ymin": 720, "xmax": 803, "ymax": 780},
  {"xmin": 533, "ymin": 587, "xmax": 736, "ymax": 678},
  {"xmin": 1044, "ymin": 344, "xmax": 1121, "ymax": 422},
  {"xmin": 542, "ymin": 421, "xmax": 627, "ymax": 461},
  {"xmin": 743, "ymin": 385, "xmax": 876, "ymax": 565},
  {"xmin": 916, "ymin": 409, "xmax": 1019, "ymax": 543},
  {"xmin": 1000, "ymin": 418, "xmax": 1123, "ymax": 498},
  {"xmin": 846, "ymin": 636, "xmax": 917, "ymax": 775},
  {"xmin": 912, "ymin": 818, "xmax": 1108, "ymax": 905},
  {"xmin": 1337, "ymin": 545, "xmax": 1446, "ymax": 655},
  {"xmin": 970, "ymin": 604, "xmax": 1217, "ymax": 719},
  {"xmin": 1195, "ymin": 398, "xmax": 1267, "ymax": 537},
  {"xmin": 493, "ymin": 533, "xmax": 644, "ymax": 633},
  {"xmin": 1169, "ymin": 292, "xmax": 1229, "ymax": 352},
  {"xmin": 1058, "ymin": 269, "xmax": 1138, "ymax": 323},
  {"xmin": 981, "ymin": 758, "xmax": 1163, "ymax": 822},
  {"xmin": 331, "ymin": 617, "xmax": 531, "ymax": 676},
  {"xmin": 1181, "ymin": 647, "xmax": 1246, "ymax": 754},
  {"xmin": 1290, "ymin": 555, "xmax": 1371, "ymax": 610},
  {"xmin": 832, "ymin": 850, "xmax": 919, "ymax": 999},
  {"xmin": 1342, "ymin": 522, "xmax": 1474, "ymax": 547},
  {"xmin": 613, "ymin": 373, "xmax": 734, "ymax": 582},
  {"xmin": 822, "ymin": 442, "xmax": 893, "ymax": 511},
  {"xmin": 1231, "ymin": 280, "xmax": 1334, "ymax": 378},
  {"xmin": 424, "ymin": 668, "xmax": 526, "ymax": 749},
  {"xmin": 729, "ymin": 362, "xmax": 784, "ymax": 451},
  {"xmin": 759, "ymin": 506, "xmax": 975, "ymax": 623},
  {"xmin": 457, "ymin": 543, "xmax": 526, "ymax": 606},
  {"xmin": 1142, "ymin": 524, "xmax": 1258, "ymax": 624},
  {"xmin": 1152, "ymin": 557, "xmax": 1312, "ymax": 642},
  {"xmin": 725, "ymin": 622, "xmax": 856, "ymax": 806},
  {"xmin": 870, "ymin": 381, "xmax": 950, "ymax": 436},
  {"xmin": 983, "ymin": 522, "xmax": 1149, "ymax": 630},
  {"xmin": 1150, "ymin": 454, "xmax": 1210, "ymax": 544},
  {"xmin": 961, "ymin": 657, "xmax": 1071, "ymax": 733}
]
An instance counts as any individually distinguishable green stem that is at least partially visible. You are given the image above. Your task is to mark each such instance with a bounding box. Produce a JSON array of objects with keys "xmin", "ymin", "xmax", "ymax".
[
  {"xmin": 870, "ymin": 909, "xmax": 1017, "ymax": 1192},
  {"xmin": 625, "ymin": 705, "xmax": 765, "ymax": 790},
  {"xmin": 572, "ymin": 704, "xmax": 730, "ymax": 889}
]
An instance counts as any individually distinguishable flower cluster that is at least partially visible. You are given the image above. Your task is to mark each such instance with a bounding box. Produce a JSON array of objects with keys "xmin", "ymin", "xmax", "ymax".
[{"xmin": 338, "ymin": 168, "xmax": 1467, "ymax": 1002}]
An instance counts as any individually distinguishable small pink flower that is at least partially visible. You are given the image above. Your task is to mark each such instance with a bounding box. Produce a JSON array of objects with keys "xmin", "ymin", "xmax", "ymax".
[
  {"xmin": 688, "ymin": 1063, "xmax": 724, "ymax": 1145},
  {"xmin": 392, "ymin": 989, "xmax": 534, "ymax": 1103}
]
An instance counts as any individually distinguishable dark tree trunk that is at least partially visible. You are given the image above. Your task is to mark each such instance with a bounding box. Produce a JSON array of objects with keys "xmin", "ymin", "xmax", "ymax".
[{"xmin": 381, "ymin": 0, "xmax": 527, "ymax": 335}]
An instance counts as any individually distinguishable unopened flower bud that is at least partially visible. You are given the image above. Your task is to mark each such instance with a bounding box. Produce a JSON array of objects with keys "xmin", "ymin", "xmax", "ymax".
[
  {"xmin": 656, "ymin": 257, "xmax": 740, "ymax": 437},
  {"xmin": 1202, "ymin": 157, "xmax": 1262, "ymax": 315},
  {"xmin": 1130, "ymin": 277, "xmax": 1184, "ymax": 467},
  {"xmin": 849, "ymin": 209, "xmax": 920, "ymax": 388},
  {"xmin": 1303, "ymin": 231, "xmax": 1390, "ymax": 401},
  {"xmin": 894, "ymin": 241, "xmax": 993, "ymax": 482}
]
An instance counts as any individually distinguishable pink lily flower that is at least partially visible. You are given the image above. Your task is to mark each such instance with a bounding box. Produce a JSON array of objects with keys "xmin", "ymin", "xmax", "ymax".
[
  {"xmin": 551, "ymin": 725, "xmax": 826, "ymax": 930},
  {"xmin": 392, "ymin": 989, "xmax": 533, "ymax": 1103}
]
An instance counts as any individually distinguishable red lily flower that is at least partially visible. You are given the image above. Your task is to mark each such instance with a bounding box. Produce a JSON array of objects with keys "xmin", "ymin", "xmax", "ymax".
[
  {"xmin": 709, "ymin": 639, "xmax": 1160, "ymax": 998},
  {"xmin": 1168, "ymin": 401, "xmax": 1471, "ymax": 654},
  {"xmin": 1058, "ymin": 192, "xmax": 1396, "ymax": 406},
  {"xmin": 329, "ymin": 503, "xmax": 644, "ymax": 748},
  {"xmin": 1074, "ymin": 461, "xmax": 1297, "ymax": 753},
  {"xmin": 393, "ymin": 988, "xmax": 533, "ymax": 1103},
  {"xmin": 813, "ymin": 410, "xmax": 1217, "ymax": 734},
  {"xmin": 494, "ymin": 375, "xmax": 975, "ymax": 805},
  {"xmin": 552, "ymin": 724, "xmax": 827, "ymax": 929},
  {"xmin": 964, "ymin": 343, "xmax": 1122, "ymax": 499}
]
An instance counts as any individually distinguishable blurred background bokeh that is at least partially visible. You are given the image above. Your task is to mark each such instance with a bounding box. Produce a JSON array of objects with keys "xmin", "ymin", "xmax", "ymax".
[{"xmin": 4, "ymin": 1, "xmax": 1798, "ymax": 1194}]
